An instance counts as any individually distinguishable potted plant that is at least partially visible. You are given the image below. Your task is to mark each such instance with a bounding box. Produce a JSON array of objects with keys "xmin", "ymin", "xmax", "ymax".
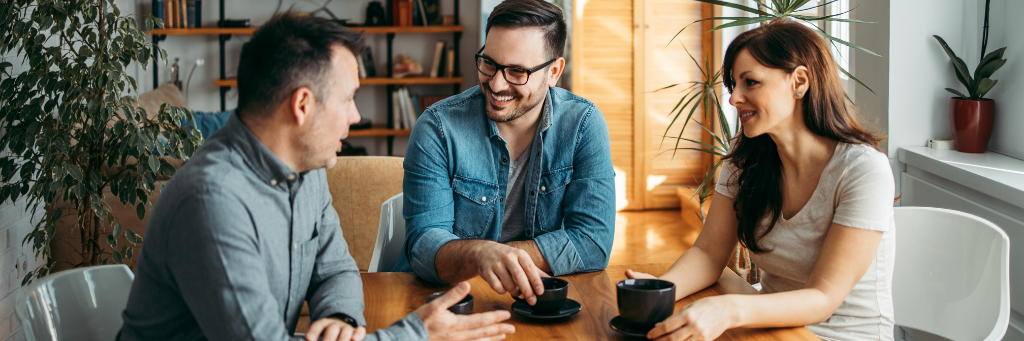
[
  {"xmin": 933, "ymin": 0, "xmax": 1006, "ymax": 153},
  {"xmin": 0, "ymin": 0, "xmax": 201, "ymax": 283}
]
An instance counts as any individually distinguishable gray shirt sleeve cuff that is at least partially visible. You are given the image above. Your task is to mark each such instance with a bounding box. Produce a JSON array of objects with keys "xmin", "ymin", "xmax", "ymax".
[{"xmin": 363, "ymin": 312, "xmax": 429, "ymax": 341}]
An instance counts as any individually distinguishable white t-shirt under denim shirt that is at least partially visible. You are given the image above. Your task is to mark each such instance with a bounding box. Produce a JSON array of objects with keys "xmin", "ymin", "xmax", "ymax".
[{"xmin": 715, "ymin": 142, "xmax": 896, "ymax": 341}]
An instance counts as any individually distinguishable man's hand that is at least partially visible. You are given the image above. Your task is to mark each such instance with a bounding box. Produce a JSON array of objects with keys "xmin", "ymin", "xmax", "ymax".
[
  {"xmin": 306, "ymin": 317, "xmax": 366, "ymax": 341},
  {"xmin": 415, "ymin": 282, "xmax": 516, "ymax": 341},
  {"xmin": 474, "ymin": 242, "xmax": 548, "ymax": 305}
]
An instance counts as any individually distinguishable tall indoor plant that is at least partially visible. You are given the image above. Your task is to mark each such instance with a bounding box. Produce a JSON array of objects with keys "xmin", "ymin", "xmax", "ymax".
[
  {"xmin": 0, "ymin": 0, "xmax": 201, "ymax": 284},
  {"xmin": 933, "ymin": 0, "xmax": 1006, "ymax": 153}
]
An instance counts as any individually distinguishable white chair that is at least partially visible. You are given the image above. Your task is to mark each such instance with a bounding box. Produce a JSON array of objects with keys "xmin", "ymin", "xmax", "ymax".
[
  {"xmin": 368, "ymin": 193, "xmax": 406, "ymax": 273},
  {"xmin": 15, "ymin": 264, "xmax": 135, "ymax": 341},
  {"xmin": 893, "ymin": 207, "xmax": 1010, "ymax": 341}
]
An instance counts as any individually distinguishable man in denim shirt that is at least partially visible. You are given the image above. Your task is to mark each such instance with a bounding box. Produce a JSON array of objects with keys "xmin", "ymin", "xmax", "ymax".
[
  {"xmin": 119, "ymin": 13, "xmax": 514, "ymax": 341},
  {"xmin": 395, "ymin": 0, "xmax": 615, "ymax": 307}
]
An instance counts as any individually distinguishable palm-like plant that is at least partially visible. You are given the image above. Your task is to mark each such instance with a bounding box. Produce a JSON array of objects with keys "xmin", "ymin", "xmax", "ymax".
[{"xmin": 932, "ymin": 0, "xmax": 1006, "ymax": 101}]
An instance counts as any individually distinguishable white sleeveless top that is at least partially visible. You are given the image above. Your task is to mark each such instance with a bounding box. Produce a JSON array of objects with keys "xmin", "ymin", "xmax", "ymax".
[{"xmin": 715, "ymin": 142, "xmax": 896, "ymax": 341}]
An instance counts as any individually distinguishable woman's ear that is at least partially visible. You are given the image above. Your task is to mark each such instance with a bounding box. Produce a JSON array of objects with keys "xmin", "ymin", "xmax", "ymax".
[{"xmin": 792, "ymin": 65, "xmax": 810, "ymax": 98}]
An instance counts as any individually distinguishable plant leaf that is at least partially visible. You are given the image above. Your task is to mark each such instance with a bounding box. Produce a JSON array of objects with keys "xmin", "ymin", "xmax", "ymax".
[
  {"xmin": 136, "ymin": 203, "xmax": 146, "ymax": 220},
  {"xmin": 107, "ymin": 235, "xmax": 117, "ymax": 249},
  {"xmin": 974, "ymin": 58, "xmax": 1005, "ymax": 81},
  {"xmin": 695, "ymin": 0, "xmax": 770, "ymax": 16},
  {"xmin": 945, "ymin": 88, "xmax": 969, "ymax": 98},
  {"xmin": 710, "ymin": 16, "xmax": 776, "ymax": 32},
  {"xmin": 933, "ymin": 35, "xmax": 975, "ymax": 95},
  {"xmin": 113, "ymin": 223, "xmax": 123, "ymax": 238},
  {"xmin": 976, "ymin": 78, "xmax": 997, "ymax": 99}
]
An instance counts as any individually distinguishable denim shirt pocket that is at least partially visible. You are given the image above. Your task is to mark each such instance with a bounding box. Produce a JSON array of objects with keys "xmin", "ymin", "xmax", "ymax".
[
  {"xmin": 536, "ymin": 167, "xmax": 573, "ymax": 232},
  {"xmin": 451, "ymin": 176, "xmax": 498, "ymax": 238}
]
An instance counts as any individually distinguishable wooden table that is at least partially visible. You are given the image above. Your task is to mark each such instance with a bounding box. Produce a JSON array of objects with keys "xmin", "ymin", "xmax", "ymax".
[{"xmin": 361, "ymin": 263, "xmax": 819, "ymax": 340}]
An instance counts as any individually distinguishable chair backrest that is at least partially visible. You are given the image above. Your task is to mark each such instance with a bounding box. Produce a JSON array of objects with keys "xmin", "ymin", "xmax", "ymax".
[
  {"xmin": 15, "ymin": 265, "xmax": 135, "ymax": 341},
  {"xmin": 893, "ymin": 207, "xmax": 1010, "ymax": 341},
  {"xmin": 325, "ymin": 156, "xmax": 404, "ymax": 271},
  {"xmin": 368, "ymin": 193, "xmax": 406, "ymax": 273}
]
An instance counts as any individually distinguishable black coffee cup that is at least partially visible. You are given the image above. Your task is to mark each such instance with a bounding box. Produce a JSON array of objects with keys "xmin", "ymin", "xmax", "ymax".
[
  {"xmin": 616, "ymin": 279, "xmax": 676, "ymax": 329},
  {"xmin": 426, "ymin": 291, "xmax": 474, "ymax": 315},
  {"xmin": 515, "ymin": 277, "xmax": 569, "ymax": 314}
]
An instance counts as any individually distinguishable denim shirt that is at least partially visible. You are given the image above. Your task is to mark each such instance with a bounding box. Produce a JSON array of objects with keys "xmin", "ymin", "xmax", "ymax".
[
  {"xmin": 119, "ymin": 114, "xmax": 427, "ymax": 341},
  {"xmin": 394, "ymin": 86, "xmax": 616, "ymax": 283}
]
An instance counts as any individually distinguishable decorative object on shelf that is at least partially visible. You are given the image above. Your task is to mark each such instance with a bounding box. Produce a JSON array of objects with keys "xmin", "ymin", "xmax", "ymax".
[
  {"xmin": 365, "ymin": 1, "xmax": 388, "ymax": 26},
  {"xmin": 391, "ymin": 54, "xmax": 423, "ymax": 78},
  {"xmin": 429, "ymin": 41, "xmax": 446, "ymax": 77},
  {"xmin": 393, "ymin": 0, "xmax": 414, "ymax": 27},
  {"xmin": 1, "ymin": 0, "xmax": 202, "ymax": 283},
  {"xmin": 933, "ymin": 0, "xmax": 1006, "ymax": 154}
]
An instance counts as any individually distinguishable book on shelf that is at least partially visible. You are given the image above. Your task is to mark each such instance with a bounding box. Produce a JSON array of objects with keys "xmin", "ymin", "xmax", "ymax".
[
  {"xmin": 179, "ymin": 0, "xmax": 186, "ymax": 28},
  {"xmin": 393, "ymin": 0, "xmax": 413, "ymax": 27},
  {"xmin": 186, "ymin": 0, "xmax": 195, "ymax": 29},
  {"xmin": 413, "ymin": 0, "xmax": 428, "ymax": 26},
  {"xmin": 390, "ymin": 87, "xmax": 423, "ymax": 130},
  {"xmin": 153, "ymin": 0, "xmax": 165, "ymax": 26},
  {"xmin": 423, "ymin": 0, "xmax": 441, "ymax": 25},
  {"xmin": 429, "ymin": 41, "xmax": 445, "ymax": 77},
  {"xmin": 165, "ymin": 0, "xmax": 174, "ymax": 28},
  {"xmin": 362, "ymin": 49, "xmax": 377, "ymax": 77},
  {"xmin": 357, "ymin": 56, "xmax": 368, "ymax": 79},
  {"xmin": 420, "ymin": 96, "xmax": 446, "ymax": 111}
]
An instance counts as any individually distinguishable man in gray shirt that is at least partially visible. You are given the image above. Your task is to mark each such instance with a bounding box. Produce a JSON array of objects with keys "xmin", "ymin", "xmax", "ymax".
[{"xmin": 118, "ymin": 13, "xmax": 514, "ymax": 341}]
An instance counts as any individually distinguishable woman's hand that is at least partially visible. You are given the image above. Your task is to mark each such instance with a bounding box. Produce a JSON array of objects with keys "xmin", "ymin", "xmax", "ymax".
[
  {"xmin": 648, "ymin": 295, "xmax": 739, "ymax": 341},
  {"xmin": 624, "ymin": 269, "xmax": 658, "ymax": 280}
]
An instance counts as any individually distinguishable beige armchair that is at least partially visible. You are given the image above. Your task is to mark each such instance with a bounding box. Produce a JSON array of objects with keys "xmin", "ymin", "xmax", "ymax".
[{"xmin": 324, "ymin": 156, "xmax": 405, "ymax": 271}]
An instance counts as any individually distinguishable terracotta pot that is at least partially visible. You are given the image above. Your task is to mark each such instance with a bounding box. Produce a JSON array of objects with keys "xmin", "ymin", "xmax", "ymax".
[{"xmin": 949, "ymin": 98, "xmax": 995, "ymax": 153}]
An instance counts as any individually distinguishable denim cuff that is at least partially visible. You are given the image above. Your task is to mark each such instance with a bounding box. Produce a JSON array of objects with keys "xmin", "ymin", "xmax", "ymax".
[
  {"xmin": 533, "ymin": 229, "xmax": 583, "ymax": 276},
  {"xmin": 410, "ymin": 228, "xmax": 460, "ymax": 284}
]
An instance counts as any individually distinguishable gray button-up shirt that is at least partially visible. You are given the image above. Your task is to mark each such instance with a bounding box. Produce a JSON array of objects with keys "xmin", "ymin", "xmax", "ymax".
[{"xmin": 119, "ymin": 114, "xmax": 427, "ymax": 341}]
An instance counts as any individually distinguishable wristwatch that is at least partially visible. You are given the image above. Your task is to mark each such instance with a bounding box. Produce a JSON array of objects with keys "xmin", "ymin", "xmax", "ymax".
[{"xmin": 330, "ymin": 313, "xmax": 361, "ymax": 328}]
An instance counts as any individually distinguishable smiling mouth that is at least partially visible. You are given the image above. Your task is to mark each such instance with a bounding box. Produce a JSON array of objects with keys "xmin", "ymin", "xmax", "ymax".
[
  {"xmin": 739, "ymin": 111, "xmax": 757, "ymax": 119},
  {"xmin": 490, "ymin": 93, "xmax": 515, "ymax": 105}
]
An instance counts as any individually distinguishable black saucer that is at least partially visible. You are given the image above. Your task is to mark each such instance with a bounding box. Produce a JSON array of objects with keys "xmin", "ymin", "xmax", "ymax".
[
  {"xmin": 511, "ymin": 298, "xmax": 582, "ymax": 319},
  {"xmin": 609, "ymin": 316, "xmax": 653, "ymax": 338}
]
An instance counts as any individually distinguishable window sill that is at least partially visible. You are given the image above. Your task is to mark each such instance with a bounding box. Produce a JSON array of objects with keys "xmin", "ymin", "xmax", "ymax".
[{"xmin": 898, "ymin": 147, "xmax": 1024, "ymax": 209}]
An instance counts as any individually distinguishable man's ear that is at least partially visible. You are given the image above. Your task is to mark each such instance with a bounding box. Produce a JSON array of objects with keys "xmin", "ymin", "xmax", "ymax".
[
  {"xmin": 289, "ymin": 87, "xmax": 317, "ymax": 126},
  {"xmin": 547, "ymin": 57, "xmax": 566, "ymax": 87}
]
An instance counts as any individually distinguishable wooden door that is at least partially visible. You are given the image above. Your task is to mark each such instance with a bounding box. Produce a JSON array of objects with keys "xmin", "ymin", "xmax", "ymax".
[{"xmin": 574, "ymin": 0, "xmax": 710, "ymax": 210}]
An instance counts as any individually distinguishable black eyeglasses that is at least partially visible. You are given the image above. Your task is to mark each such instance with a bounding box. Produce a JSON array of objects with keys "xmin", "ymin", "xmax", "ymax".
[{"xmin": 475, "ymin": 46, "xmax": 557, "ymax": 86}]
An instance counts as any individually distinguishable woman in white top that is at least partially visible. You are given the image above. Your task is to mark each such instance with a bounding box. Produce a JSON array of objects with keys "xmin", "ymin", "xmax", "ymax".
[{"xmin": 626, "ymin": 19, "xmax": 895, "ymax": 341}]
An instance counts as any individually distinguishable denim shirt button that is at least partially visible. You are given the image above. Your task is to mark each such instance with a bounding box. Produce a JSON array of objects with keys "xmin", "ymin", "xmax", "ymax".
[
  {"xmin": 502, "ymin": 158, "xmax": 508, "ymax": 163},
  {"xmin": 541, "ymin": 186, "xmax": 546, "ymax": 191},
  {"xmin": 482, "ymin": 196, "xmax": 487, "ymax": 202}
]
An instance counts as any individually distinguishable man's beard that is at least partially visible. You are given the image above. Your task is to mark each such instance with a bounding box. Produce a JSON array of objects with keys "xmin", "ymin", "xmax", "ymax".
[{"xmin": 483, "ymin": 82, "xmax": 544, "ymax": 123}]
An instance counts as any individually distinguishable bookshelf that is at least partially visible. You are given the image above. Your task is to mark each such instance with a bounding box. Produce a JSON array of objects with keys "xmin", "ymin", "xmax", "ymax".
[{"xmin": 149, "ymin": 0, "xmax": 463, "ymax": 155}]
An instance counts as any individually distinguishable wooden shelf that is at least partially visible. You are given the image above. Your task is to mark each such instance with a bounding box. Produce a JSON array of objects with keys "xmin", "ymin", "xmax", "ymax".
[
  {"xmin": 151, "ymin": 27, "xmax": 256, "ymax": 35},
  {"xmin": 347, "ymin": 126, "xmax": 411, "ymax": 137},
  {"xmin": 151, "ymin": 25, "xmax": 463, "ymax": 36},
  {"xmin": 215, "ymin": 77, "xmax": 462, "ymax": 87}
]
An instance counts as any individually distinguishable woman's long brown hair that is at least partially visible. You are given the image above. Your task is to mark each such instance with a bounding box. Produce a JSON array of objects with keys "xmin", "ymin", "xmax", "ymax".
[{"xmin": 722, "ymin": 19, "xmax": 883, "ymax": 253}]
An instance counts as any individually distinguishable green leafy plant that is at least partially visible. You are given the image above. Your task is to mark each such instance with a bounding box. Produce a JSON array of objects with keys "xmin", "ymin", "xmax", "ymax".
[
  {"xmin": 0, "ymin": 0, "xmax": 202, "ymax": 284},
  {"xmin": 933, "ymin": 0, "xmax": 1006, "ymax": 100},
  {"xmin": 685, "ymin": 0, "xmax": 879, "ymax": 92},
  {"xmin": 661, "ymin": 0, "xmax": 879, "ymax": 219}
]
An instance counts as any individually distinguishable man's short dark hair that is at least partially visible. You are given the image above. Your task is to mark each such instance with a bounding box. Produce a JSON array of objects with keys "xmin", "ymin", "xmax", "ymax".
[
  {"xmin": 236, "ymin": 12, "xmax": 365, "ymax": 120},
  {"xmin": 485, "ymin": 0, "xmax": 567, "ymax": 60}
]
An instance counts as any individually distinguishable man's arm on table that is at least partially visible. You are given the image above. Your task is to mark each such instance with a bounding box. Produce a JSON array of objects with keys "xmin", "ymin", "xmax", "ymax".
[
  {"xmin": 530, "ymin": 106, "xmax": 616, "ymax": 276},
  {"xmin": 308, "ymin": 174, "xmax": 428, "ymax": 341}
]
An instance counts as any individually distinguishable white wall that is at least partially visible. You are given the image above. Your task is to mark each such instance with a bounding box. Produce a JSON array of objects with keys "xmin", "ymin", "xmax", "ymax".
[
  {"xmin": 981, "ymin": 0, "xmax": 1024, "ymax": 160},
  {"xmin": 128, "ymin": 0, "xmax": 483, "ymax": 156}
]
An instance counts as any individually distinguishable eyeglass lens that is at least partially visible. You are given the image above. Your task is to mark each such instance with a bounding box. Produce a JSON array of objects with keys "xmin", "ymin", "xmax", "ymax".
[{"xmin": 476, "ymin": 56, "xmax": 531, "ymax": 85}]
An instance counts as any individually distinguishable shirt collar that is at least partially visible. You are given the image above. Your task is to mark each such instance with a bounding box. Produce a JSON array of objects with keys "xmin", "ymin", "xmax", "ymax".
[
  {"xmin": 486, "ymin": 87, "xmax": 555, "ymax": 139},
  {"xmin": 222, "ymin": 112, "xmax": 301, "ymax": 187}
]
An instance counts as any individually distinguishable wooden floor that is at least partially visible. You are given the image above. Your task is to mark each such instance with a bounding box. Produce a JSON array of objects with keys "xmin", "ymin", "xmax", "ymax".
[{"xmin": 608, "ymin": 208, "xmax": 703, "ymax": 266}]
